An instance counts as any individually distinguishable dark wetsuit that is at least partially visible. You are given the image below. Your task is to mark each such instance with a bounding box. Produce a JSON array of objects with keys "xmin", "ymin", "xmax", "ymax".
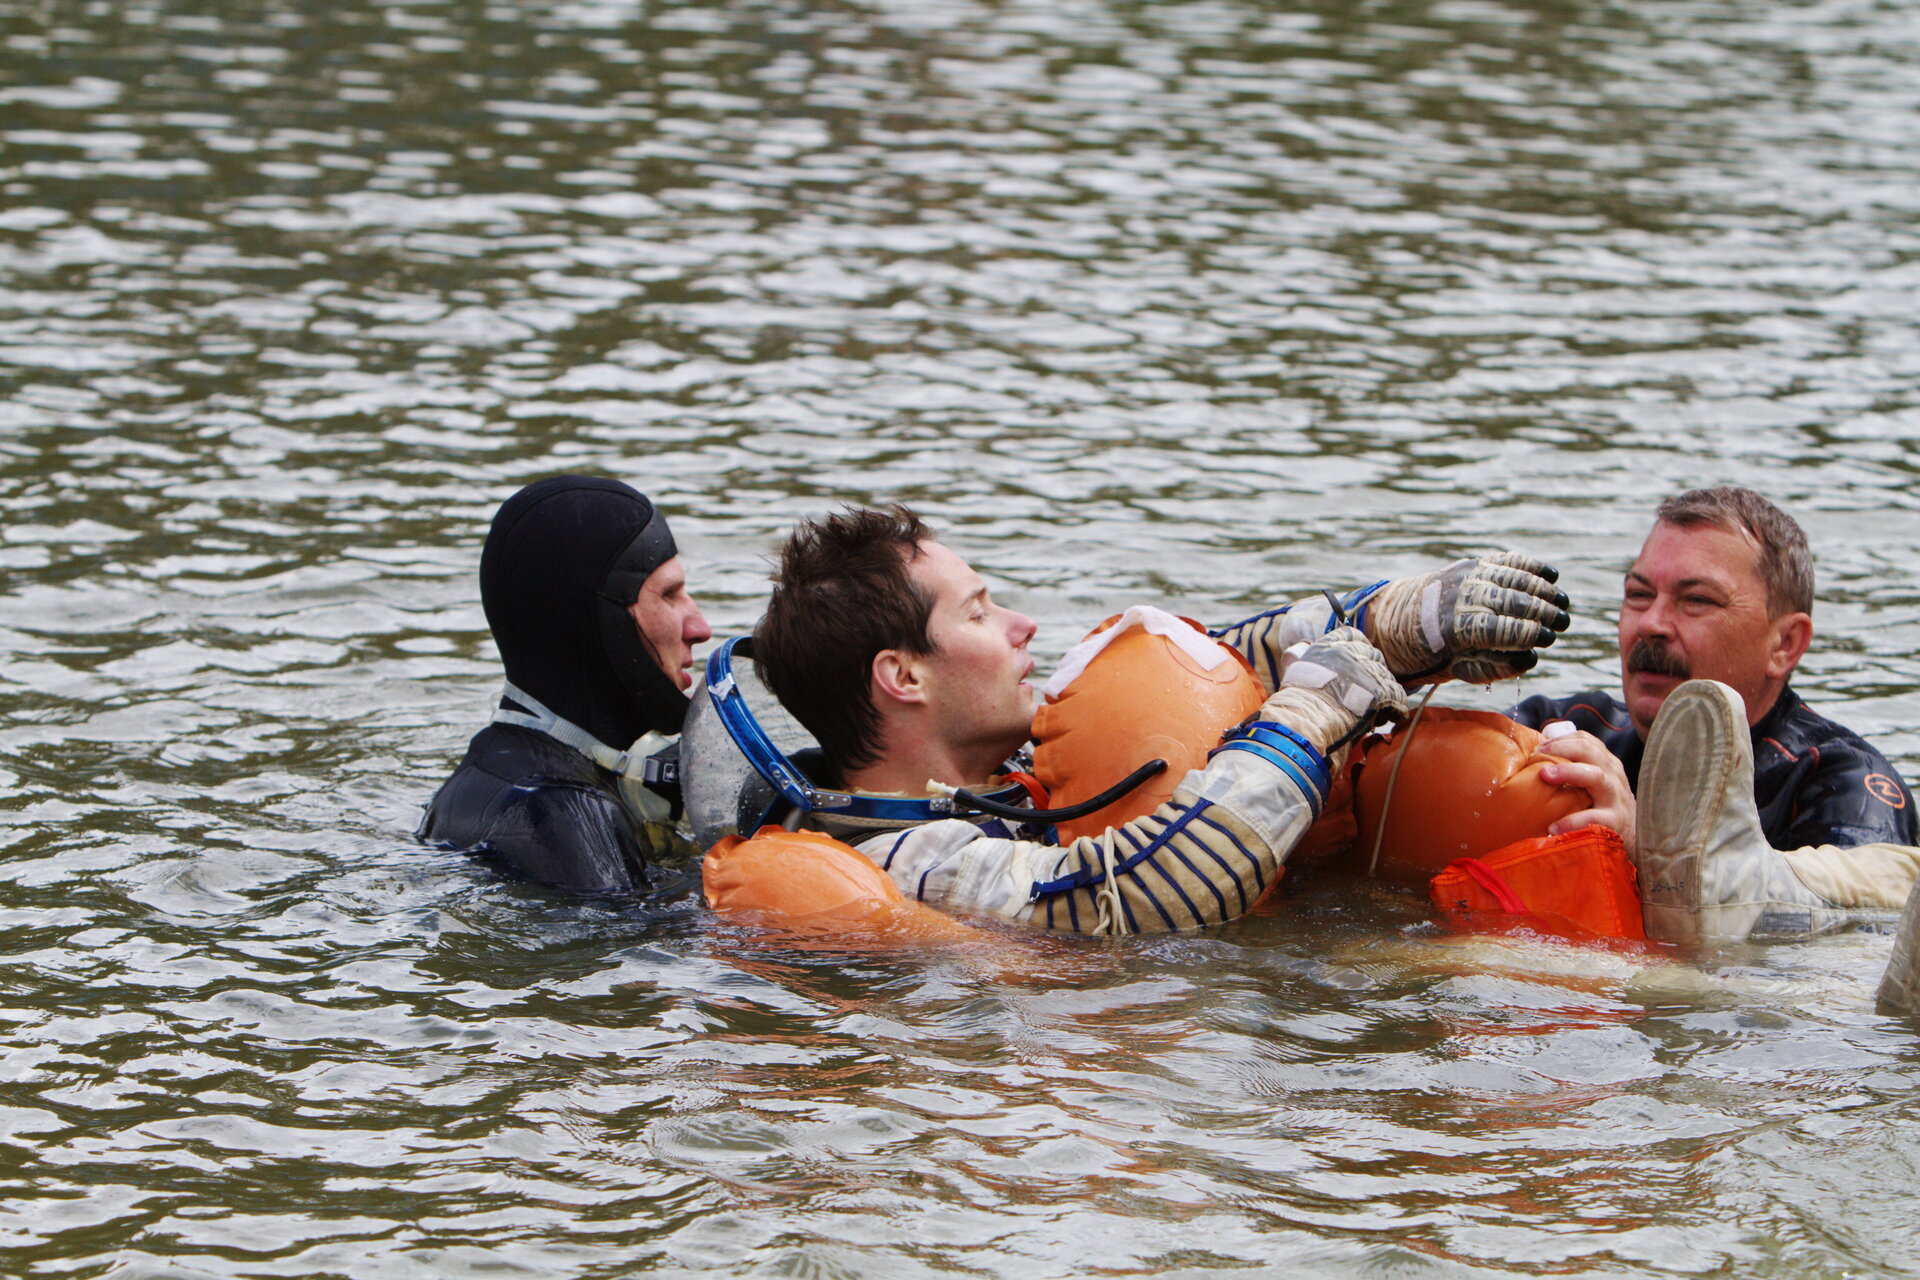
[
  {"xmin": 418, "ymin": 476, "xmax": 695, "ymax": 895},
  {"xmin": 1510, "ymin": 686, "xmax": 1918, "ymax": 850},
  {"xmin": 421, "ymin": 725, "xmax": 685, "ymax": 894}
]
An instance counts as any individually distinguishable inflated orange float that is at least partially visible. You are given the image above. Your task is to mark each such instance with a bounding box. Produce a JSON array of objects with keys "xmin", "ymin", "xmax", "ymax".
[
  {"xmin": 704, "ymin": 826, "xmax": 980, "ymax": 942},
  {"xmin": 1291, "ymin": 769, "xmax": 1359, "ymax": 865},
  {"xmin": 1032, "ymin": 611, "xmax": 1266, "ymax": 842},
  {"xmin": 1349, "ymin": 707, "xmax": 1591, "ymax": 886}
]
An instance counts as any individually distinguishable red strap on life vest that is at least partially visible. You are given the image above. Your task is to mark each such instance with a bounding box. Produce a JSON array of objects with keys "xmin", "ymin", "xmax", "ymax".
[
  {"xmin": 1444, "ymin": 856, "xmax": 1530, "ymax": 915},
  {"xmin": 1003, "ymin": 770, "xmax": 1051, "ymax": 811},
  {"xmin": 1429, "ymin": 828, "xmax": 1645, "ymax": 942}
]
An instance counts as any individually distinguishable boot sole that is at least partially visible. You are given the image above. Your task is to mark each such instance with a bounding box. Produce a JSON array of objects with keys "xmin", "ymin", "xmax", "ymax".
[{"xmin": 1635, "ymin": 681, "xmax": 1746, "ymax": 939}]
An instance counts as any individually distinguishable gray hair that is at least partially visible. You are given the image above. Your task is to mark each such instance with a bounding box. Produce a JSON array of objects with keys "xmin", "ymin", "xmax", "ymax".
[{"xmin": 1654, "ymin": 486, "xmax": 1813, "ymax": 617}]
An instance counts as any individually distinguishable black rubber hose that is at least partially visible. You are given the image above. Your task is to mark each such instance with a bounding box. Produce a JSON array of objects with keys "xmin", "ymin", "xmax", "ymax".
[{"xmin": 945, "ymin": 759, "xmax": 1168, "ymax": 823}]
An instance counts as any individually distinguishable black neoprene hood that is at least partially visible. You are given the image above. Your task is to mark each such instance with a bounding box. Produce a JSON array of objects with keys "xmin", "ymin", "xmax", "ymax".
[{"xmin": 479, "ymin": 476, "xmax": 690, "ymax": 745}]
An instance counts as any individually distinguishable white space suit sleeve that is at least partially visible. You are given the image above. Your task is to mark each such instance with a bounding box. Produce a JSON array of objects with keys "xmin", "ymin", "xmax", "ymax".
[
  {"xmin": 1211, "ymin": 597, "xmax": 1335, "ymax": 692},
  {"xmin": 851, "ymin": 745, "xmax": 1324, "ymax": 935}
]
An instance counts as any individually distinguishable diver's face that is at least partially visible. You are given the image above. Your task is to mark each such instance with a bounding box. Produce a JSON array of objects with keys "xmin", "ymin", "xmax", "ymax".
[
  {"xmin": 907, "ymin": 541, "xmax": 1039, "ymax": 764},
  {"xmin": 628, "ymin": 556, "xmax": 712, "ymax": 690},
  {"xmin": 1618, "ymin": 520, "xmax": 1800, "ymax": 735}
]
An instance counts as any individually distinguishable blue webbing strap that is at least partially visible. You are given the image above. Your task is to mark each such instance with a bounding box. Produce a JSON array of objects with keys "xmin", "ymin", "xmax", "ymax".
[
  {"xmin": 1206, "ymin": 603, "xmax": 1289, "ymax": 640},
  {"xmin": 705, "ymin": 634, "xmax": 1030, "ymax": 824},
  {"xmin": 1209, "ymin": 720, "xmax": 1329, "ymax": 816},
  {"xmin": 1205, "ymin": 580, "xmax": 1388, "ymax": 644}
]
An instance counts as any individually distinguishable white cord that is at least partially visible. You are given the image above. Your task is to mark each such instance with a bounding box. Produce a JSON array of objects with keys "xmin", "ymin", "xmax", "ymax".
[
  {"xmin": 1093, "ymin": 827, "xmax": 1130, "ymax": 936},
  {"xmin": 1367, "ymin": 683, "xmax": 1441, "ymax": 878}
]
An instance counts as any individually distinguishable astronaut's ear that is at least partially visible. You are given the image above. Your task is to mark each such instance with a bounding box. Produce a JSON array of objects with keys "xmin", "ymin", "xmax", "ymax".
[{"xmin": 873, "ymin": 648, "xmax": 929, "ymax": 707}]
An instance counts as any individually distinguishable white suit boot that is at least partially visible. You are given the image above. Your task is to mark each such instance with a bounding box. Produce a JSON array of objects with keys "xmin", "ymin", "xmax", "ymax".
[
  {"xmin": 1634, "ymin": 679, "xmax": 1907, "ymax": 941},
  {"xmin": 1877, "ymin": 881, "xmax": 1920, "ymax": 1014}
]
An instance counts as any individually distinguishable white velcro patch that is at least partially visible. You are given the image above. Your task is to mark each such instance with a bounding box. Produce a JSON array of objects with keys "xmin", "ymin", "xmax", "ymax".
[
  {"xmin": 1419, "ymin": 580, "xmax": 1445, "ymax": 652},
  {"xmin": 1282, "ymin": 656, "xmax": 1335, "ymax": 689},
  {"xmin": 1280, "ymin": 660, "xmax": 1376, "ymax": 717},
  {"xmin": 1339, "ymin": 680, "xmax": 1376, "ymax": 718},
  {"xmin": 1042, "ymin": 604, "xmax": 1232, "ymax": 698}
]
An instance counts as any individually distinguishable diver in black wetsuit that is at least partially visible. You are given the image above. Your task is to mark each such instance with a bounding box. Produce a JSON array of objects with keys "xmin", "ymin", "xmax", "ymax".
[
  {"xmin": 1507, "ymin": 485, "xmax": 1915, "ymax": 853},
  {"xmin": 1504, "ymin": 486, "xmax": 1919, "ymax": 943},
  {"xmin": 419, "ymin": 476, "xmax": 712, "ymax": 894}
]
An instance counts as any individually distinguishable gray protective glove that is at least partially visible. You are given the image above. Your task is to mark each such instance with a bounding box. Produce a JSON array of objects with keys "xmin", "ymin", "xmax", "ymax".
[
  {"xmin": 1265, "ymin": 625, "xmax": 1410, "ymax": 755},
  {"xmin": 1364, "ymin": 551, "xmax": 1569, "ymax": 686}
]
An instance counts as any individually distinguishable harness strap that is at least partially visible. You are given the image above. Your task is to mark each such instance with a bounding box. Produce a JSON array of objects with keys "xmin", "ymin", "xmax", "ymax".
[
  {"xmin": 1092, "ymin": 827, "xmax": 1129, "ymax": 936},
  {"xmin": 1029, "ymin": 799, "xmax": 1216, "ymax": 899},
  {"xmin": 492, "ymin": 681, "xmax": 632, "ymax": 775},
  {"xmin": 1338, "ymin": 580, "xmax": 1390, "ymax": 633}
]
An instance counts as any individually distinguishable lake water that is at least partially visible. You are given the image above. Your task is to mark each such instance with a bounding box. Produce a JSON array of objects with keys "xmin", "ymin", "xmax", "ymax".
[{"xmin": 4, "ymin": 0, "xmax": 1920, "ymax": 1274}]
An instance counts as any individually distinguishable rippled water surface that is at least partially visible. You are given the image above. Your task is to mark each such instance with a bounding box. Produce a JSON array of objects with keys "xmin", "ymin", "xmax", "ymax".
[{"xmin": 6, "ymin": 0, "xmax": 1920, "ymax": 1274}]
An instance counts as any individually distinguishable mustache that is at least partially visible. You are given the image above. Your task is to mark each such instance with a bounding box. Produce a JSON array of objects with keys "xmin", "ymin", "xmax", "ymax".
[{"xmin": 1627, "ymin": 636, "xmax": 1690, "ymax": 680}]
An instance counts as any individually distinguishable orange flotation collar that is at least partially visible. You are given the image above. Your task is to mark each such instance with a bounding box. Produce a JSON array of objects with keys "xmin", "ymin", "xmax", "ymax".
[
  {"xmin": 703, "ymin": 825, "xmax": 980, "ymax": 942},
  {"xmin": 1350, "ymin": 707, "xmax": 1590, "ymax": 886},
  {"xmin": 1031, "ymin": 614, "xmax": 1266, "ymax": 843}
]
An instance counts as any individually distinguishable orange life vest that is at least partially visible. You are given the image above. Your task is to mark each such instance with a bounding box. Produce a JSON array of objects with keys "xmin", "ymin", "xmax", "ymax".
[
  {"xmin": 1347, "ymin": 707, "xmax": 1590, "ymax": 886},
  {"xmin": 1031, "ymin": 614, "xmax": 1266, "ymax": 842},
  {"xmin": 1429, "ymin": 826, "xmax": 1646, "ymax": 942},
  {"xmin": 703, "ymin": 826, "xmax": 980, "ymax": 941}
]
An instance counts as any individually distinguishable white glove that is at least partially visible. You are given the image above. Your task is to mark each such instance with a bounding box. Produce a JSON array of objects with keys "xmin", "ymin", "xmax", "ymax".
[
  {"xmin": 1265, "ymin": 626, "xmax": 1410, "ymax": 754},
  {"xmin": 1366, "ymin": 551, "xmax": 1569, "ymax": 685}
]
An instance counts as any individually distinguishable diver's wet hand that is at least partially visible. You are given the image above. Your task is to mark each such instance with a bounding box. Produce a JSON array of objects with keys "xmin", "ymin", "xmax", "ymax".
[
  {"xmin": 1533, "ymin": 725, "xmax": 1635, "ymax": 848},
  {"xmin": 1265, "ymin": 626, "xmax": 1410, "ymax": 755},
  {"xmin": 1367, "ymin": 551, "xmax": 1570, "ymax": 686}
]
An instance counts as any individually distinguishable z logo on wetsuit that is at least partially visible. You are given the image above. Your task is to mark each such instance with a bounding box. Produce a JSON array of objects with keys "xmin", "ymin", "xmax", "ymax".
[{"xmin": 1865, "ymin": 773, "xmax": 1907, "ymax": 809}]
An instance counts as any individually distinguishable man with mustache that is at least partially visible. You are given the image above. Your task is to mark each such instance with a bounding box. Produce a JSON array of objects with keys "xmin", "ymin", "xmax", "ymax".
[{"xmin": 1508, "ymin": 485, "xmax": 1920, "ymax": 939}]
